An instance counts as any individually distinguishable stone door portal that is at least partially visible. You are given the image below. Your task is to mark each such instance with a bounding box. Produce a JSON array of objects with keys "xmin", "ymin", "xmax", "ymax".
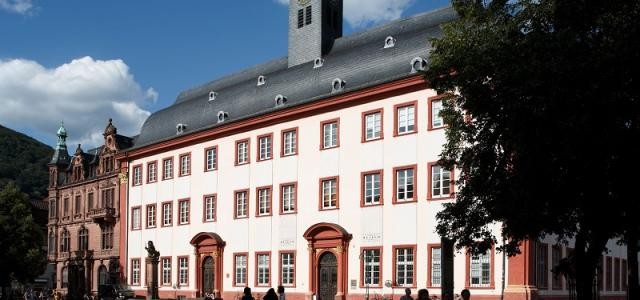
[{"xmin": 318, "ymin": 252, "xmax": 338, "ymax": 300}]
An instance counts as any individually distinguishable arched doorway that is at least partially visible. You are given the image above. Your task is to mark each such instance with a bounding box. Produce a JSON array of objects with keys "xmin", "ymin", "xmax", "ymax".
[
  {"xmin": 318, "ymin": 252, "xmax": 338, "ymax": 300},
  {"xmin": 303, "ymin": 223, "xmax": 352, "ymax": 300},
  {"xmin": 202, "ymin": 256, "xmax": 215, "ymax": 295},
  {"xmin": 98, "ymin": 265, "xmax": 109, "ymax": 285},
  {"xmin": 190, "ymin": 232, "xmax": 225, "ymax": 297}
]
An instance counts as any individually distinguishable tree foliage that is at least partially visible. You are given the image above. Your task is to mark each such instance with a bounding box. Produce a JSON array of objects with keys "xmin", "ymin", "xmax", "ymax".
[
  {"xmin": 0, "ymin": 125, "xmax": 52, "ymax": 200},
  {"xmin": 0, "ymin": 182, "xmax": 47, "ymax": 287},
  {"xmin": 426, "ymin": 0, "xmax": 640, "ymax": 298}
]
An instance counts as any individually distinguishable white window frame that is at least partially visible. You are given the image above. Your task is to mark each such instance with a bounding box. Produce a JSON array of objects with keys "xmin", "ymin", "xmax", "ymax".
[
  {"xmin": 431, "ymin": 247, "xmax": 442, "ymax": 287},
  {"xmin": 132, "ymin": 207, "xmax": 141, "ymax": 230},
  {"xmin": 431, "ymin": 99, "xmax": 444, "ymax": 128},
  {"xmin": 281, "ymin": 184, "xmax": 296, "ymax": 213},
  {"xmin": 259, "ymin": 135, "xmax": 272, "ymax": 161},
  {"xmin": 179, "ymin": 200, "xmax": 189, "ymax": 225},
  {"xmin": 235, "ymin": 191, "xmax": 248, "ymax": 218},
  {"xmin": 431, "ymin": 165, "xmax": 452, "ymax": 198},
  {"xmin": 204, "ymin": 196, "xmax": 216, "ymax": 222},
  {"xmin": 395, "ymin": 248, "xmax": 414, "ymax": 286},
  {"xmin": 258, "ymin": 188, "xmax": 271, "ymax": 216},
  {"xmin": 206, "ymin": 148, "xmax": 217, "ymax": 171},
  {"xmin": 281, "ymin": 253, "xmax": 295, "ymax": 286},
  {"xmin": 162, "ymin": 203, "xmax": 172, "ymax": 226},
  {"xmin": 397, "ymin": 105, "xmax": 415, "ymax": 134},
  {"xmin": 148, "ymin": 162, "xmax": 157, "ymax": 182},
  {"xmin": 364, "ymin": 173, "xmax": 381, "ymax": 205},
  {"xmin": 323, "ymin": 122, "xmax": 338, "ymax": 148},
  {"xmin": 133, "ymin": 166, "xmax": 142, "ymax": 185},
  {"xmin": 365, "ymin": 112, "xmax": 382, "ymax": 141},
  {"xmin": 363, "ymin": 249, "xmax": 381, "ymax": 285},
  {"xmin": 235, "ymin": 255, "xmax": 247, "ymax": 286},
  {"xmin": 163, "ymin": 158, "xmax": 173, "ymax": 179},
  {"xmin": 162, "ymin": 258, "xmax": 171, "ymax": 285},
  {"xmin": 257, "ymin": 254, "xmax": 270, "ymax": 286},
  {"xmin": 321, "ymin": 178, "xmax": 337, "ymax": 209},
  {"xmin": 283, "ymin": 130, "xmax": 297, "ymax": 156},
  {"xmin": 147, "ymin": 205, "xmax": 156, "ymax": 228},
  {"xmin": 180, "ymin": 154, "xmax": 190, "ymax": 176},
  {"xmin": 178, "ymin": 257, "xmax": 189, "ymax": 286},
  {"xmin": 396, "ymin": 168, "xmax": 415, "ymax": 202},
  {"xmin": 132, "ymin": 259, "xmax": 141, "ymax": 285},
  {"xmin": 237, "ymin": 141, "xmax": 249, "ymax": 164},
  {"xmin": 470, "ymin": 252, "xmax": 491, "ymax": 287}
]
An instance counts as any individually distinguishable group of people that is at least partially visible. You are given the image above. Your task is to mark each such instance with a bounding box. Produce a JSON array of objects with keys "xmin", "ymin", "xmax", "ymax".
[
  {"xmin": 400, "ymin": 287, "xmax": 471, "ymax": 300},
  {"xmin": 240, "ymin": 286, "xmax": 287, "ymax": 300}
]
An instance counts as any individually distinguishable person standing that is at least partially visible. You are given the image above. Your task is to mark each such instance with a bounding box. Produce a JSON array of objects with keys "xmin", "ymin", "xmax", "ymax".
[
  {"xmin": 277, "ymin": 286, "xmax": 285, "ymax": 300},
  {"xmin": 460, "ymin": 289, "xmax": 470, "ymax": 300},
  {"xmin": 242, "ymin": 287, "xmax": 254, "ymax": 300},
  {"xmin": 416, "ymin": 289, "xmax": 429, "ymax": 300},
  {"xmin": 263, "ymin": 288, "xmax": 278, "ymax": 300},
  {"xmin": 399, "ymin": 288, "xmax": 413, "ymax": 300}
]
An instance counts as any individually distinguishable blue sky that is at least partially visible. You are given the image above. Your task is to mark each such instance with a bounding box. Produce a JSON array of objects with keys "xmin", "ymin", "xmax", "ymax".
[{"xmin": 0, "ymin": 0, "xmax": 450, "ymax": 148}]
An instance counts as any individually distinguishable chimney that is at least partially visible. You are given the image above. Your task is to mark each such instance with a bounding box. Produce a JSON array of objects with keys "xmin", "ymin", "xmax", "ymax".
[{"xmin": 288, "ymin": 0, "xmax": 343, "ymax": 68}]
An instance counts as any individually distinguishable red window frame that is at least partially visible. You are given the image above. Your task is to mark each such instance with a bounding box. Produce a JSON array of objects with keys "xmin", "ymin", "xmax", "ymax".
[
  {"xmin": 361, "ymin": 108, "xmax": 384, "ymax": 143},
  {"xmin": 257, "ymin": 133, "xmax": 274, "ymax": 162},
  {"xmin": 177, "ymin": 198, "xmax": 190, "ymax": 225},
  {"xmin": 204, "ymin": 146, "xmax": 218, "ymax": 172},
  {"xmin": 130, "ymin": 206, "xmax": 141, "ymax": 231},
  {"xmin": 428, "ymin": 94, "xmax": 448, "ymax": 131},
  {"xmin": 255, "ymin": 185, "xmax": 273, "ymax": 217},
  {"xmin": 465, "ymin": 246, "xmax": 496, "ymax": 289},
  {"xmin": 131, "ymin": 164, "xmax": 143, "ymax": 186},
  {"xmin": 320, "ymin": 118, "xmax": 340, "ymax": 150},
  {"xmin": 145, "ymin": 204, "xmax": 157, "ymax": 229},
  {"xmin": 178, "ymin": 153, "xmax": 191, "ymax": 177},
  {"xmin": 427, "ymin": 162, "xmax": 455, "ymax": 200},
  {"xmin": 234, "ymin": 189, "xmax": 250, "ymax": 219},
  {"xmin": 160, "ymin": 256, "xmax": 172, "ymax": 286},
  {"xmin": 360, "ymin": 246, "xmax": 383, "ymax": 288},
  {"xmin": 162, "ymin": 157, "xmax": 174, "ymax": 180},
  {"xmin": 427, "ymin": 244, "xmax": 442, "ymax": 288},
  {"xmin": 130, "ymin": 258, "xmax": 141, "ymax": 286},
  {"xmin": 392, "ymin": 244, "xmax": 417, "ymax": 288},
  {"xmin": 147, "ymin": 161, "xmax": 158, "ymax": 183},
  {"xmin": 393, "ymin": 100, "xmax": 418, "ymax": 136},
  {"xmin": 318, "ymin": 176, "xmax": 339, "ymax": 211},
  {"xmin": 279, "ymin": 250, "xmax": 297, "ymax": 287},
  {"xmin": 361, "ymin": 170, "xmax": 384, "ymax": 207},
  {"xmin": 233, "ymin": 252, "xmax": 249, "ymax": 287},
  {"xmin": 279, "ymin": 182, "xmax": 298, "ymax": 214},
  {"xmin": 235, "ymin": 138, "xmax": 251, "ymax": 166},
  {"xmin": 255, "ymin": 251, "xmax": 272, "ymax": 287},
  {"xmin": 392, "ymin": 164, "xmax": 417, "ymax": 204},
  {"xmin": 161, "ymin": 201, "xmax": 173, "ymax": 227},
  {"xmin": 203, "ymin": 194, "xmax": 217, "ymax": 223},
  {"xmin": 280, "ymin": 127, "xmax": 299, "ymax": 157}
]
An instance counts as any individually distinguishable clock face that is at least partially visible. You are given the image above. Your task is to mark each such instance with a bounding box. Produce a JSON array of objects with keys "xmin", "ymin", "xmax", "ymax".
[{"xmin": 297, "ymin": 0, "xmax": 311, "ymax": 6}]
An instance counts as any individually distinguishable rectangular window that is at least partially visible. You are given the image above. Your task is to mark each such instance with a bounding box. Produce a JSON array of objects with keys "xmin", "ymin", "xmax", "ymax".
[
  {"xmin": 205, "ymin": 147, "xmax": 217, "ymax": 171},
  {"xmin": 430, "ymin": 247, "xmax": 442, "ymax": 287},
  {"xmin": 430, "ymin": 165, "xmax": 452, "ymax": 199},
  {"xmin": 430, "ymin": 99, "xmax": 444, "ymax": 129},
  {"xmin": 235, "ymin": 254, "xmax": 248, "ymax": 286},
  {"xmin": 257, "ymin": 187, "xmax": 272, "ymax": 216},
  {"xmin": 75, "ymin": 195, "xmax": 81, "ymax": 214},
  {"xmin": 163, "ymin": 158, "xmax": 173, "ymax": 180},
  {"xmin": 49, "ymin": 199, "xmax": 57, "ymax": 218},
  {"xmin": 394, "ymin": 166, "xmax": 416, "ymax": 203},
  {"xmin": 258, "ymin": 134, "xmax": 273, "ymax": 161},
  {"xmin": 396, "ymin": 103, "xmax": 416, "ymax": 135},
  {"xmin": 281, "ymin": 183, "xmax": 297, "ymax": 214},
  {"xmin": 131, "ymin": 259, "xmax": 141, "ymax": 285},
  {"xmin": 236, "ymin": 139, "xmax": 249, "ymax": 165},
  {"xmin": 179, "ymin": 199, "xmax": 190, "ymax": 225},
  {"xmin": 87, "ymin": 193, "xmax": 94, "ymax": 211},
  {"xmin": 362, "ymin": 248, "xmax": 381, "ymax": 286},
  {"xmin": 536, "ymin": 242, "xmax": 548, "ymax": 289},
  {"xmin": 305, "ymin": 5, "xmax": 312, "ymax": 25},
  {"xmin": 470, "ymin": 252, "xmax": 491, "ymax": 287},
  {"xmin": 63, "ymin": 197, "xmax": 69, "ymax": 216},
  {"xmin": 551, "ymin": 246, "xmax": 562, "ymax": 289},
  {"xmin": 179, "ymin": 154, "xmax": 191, "ymax": 176},
  {"xmin": 320, "ymin": 177, "xmax": 338, "ymax": 209},
  {"xmin": 101, "ymin": 224, "xmax": 113, "ymax": 250},
  {"xmin": 395, "ymin": 247, "xmax": 415, "ymax": 286},
  {"xmin": 256, "ymin": 253, "xmax": 271, "ymax": 286},
  {"xmin": 131, "ymin": 207, "xmax": 141, "ymax": 230},
  {"xmin": 161, "ymin": 257, "xmax": 171, "ymax": 286},
  {"xmin": 363, "ymin": 110, "xmax": 383, "ymax": 141},
  {"xmin": 133, "ymin": 165, "xmax": 142, "ymax": 186},
  {"xmin": 282, "ymin": 128, "xmax": 298, "ymax": 156},
  {"xmin": 147, "ymin": 161, "xmax": 157, "ymax": 183},
  {"xmin": 178, "ymin": 257, "xmax": 189, "ymax": 286},
  {"xmin": 235, "ymin": 190, "xmax": 248, "ymax": 218},
  {"xmin": 146, "ymin": 204, "xmax": 156, "ymax": 228},
  {"xmin": 297, "ymin": 9, "xmax": 304, "ymax": 28},
  {"xmin": 204, "ymin": 195, "xmax": 216, "ymax": 222},
  {"xmin": 101, "ymin": 188, "xmax": 114, "ymax": 208},
  {"xmin": 281, "ymin": 252, "xmax": 295, "ymax": 286},
  {"xmin": 321, "ymin": 120, "xmax": 339, "ymax": 149},
  {"xmin": 162, "ymin": 202, "xmax": 172, "ymax": 226},
  {"xmin": 362, "ymin": 171, "xmax": 382, "ymax": 206}
]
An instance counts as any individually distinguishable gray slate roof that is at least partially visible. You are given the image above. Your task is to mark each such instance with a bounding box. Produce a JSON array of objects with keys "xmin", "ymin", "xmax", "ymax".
[{"xmin": 132, "ymin": 6, "xmax": 456, "ymax": 149}]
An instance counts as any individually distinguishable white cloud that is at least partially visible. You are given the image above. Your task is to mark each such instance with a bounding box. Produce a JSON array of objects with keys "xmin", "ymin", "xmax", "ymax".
[
  {"xmin": 0, "ymin": 0, "xmax": 34, "ymax": 14},
  {"xmin": 274, "ymin": 0, "xmax": 415, "ymax": 28},
  {"xmin": 0, "ymin": 56, "xmax": 154, "ymax": 149}
]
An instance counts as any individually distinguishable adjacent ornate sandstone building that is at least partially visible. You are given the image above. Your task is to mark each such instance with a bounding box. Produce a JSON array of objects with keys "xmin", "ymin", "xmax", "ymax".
[{"xmin": 46, "ymin": 120, "xmax": 132, "ymax": 298}]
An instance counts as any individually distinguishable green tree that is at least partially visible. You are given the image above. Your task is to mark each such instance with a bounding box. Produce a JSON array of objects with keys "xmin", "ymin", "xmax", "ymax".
[
  {"xmin": 0, "ymin": 182, "xmax": 47, "ymax": 298},
  {"xmin": 425, "ymin": 0, "xmax": 640, "ymax": 299}
]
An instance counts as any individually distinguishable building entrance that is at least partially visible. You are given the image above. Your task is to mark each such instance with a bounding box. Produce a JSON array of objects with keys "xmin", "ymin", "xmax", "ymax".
[
  {"xmin": 202, "ymin": 256, "xmax": 215, "ymax": 295},
  {"xmin": 318, "ymin": 252, "xmax": 338, "ymax": 300}
]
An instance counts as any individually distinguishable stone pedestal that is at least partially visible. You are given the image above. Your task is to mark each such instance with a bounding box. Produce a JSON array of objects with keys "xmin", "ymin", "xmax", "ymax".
[{"xmin": 146, "ymin": 257, "xmax": 159, "ymax": 300}]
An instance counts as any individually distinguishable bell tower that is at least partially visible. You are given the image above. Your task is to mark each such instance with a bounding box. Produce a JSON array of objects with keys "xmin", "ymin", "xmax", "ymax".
[{"xmin": 288, "ymin": 0, "xmax": 343, "ymax": 67}]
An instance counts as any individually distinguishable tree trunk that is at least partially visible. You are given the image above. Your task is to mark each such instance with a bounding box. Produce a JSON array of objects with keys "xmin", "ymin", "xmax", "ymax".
[
  {"xmin": 627, "ymin": 229, "xmax": 639, "ymax": 300},
  {"xmin": 440, "ymin": 237, "xmax": 455, "ymax": 300},
  {"xmin": 573, "ymin": 231, "xmax": 608, "ymax": 300}
]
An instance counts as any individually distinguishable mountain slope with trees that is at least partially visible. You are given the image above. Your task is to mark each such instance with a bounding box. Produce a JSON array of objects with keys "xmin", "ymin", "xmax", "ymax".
[{"xmin": 0, "ymin": 124, "xmax": 53, "ymax": 200}]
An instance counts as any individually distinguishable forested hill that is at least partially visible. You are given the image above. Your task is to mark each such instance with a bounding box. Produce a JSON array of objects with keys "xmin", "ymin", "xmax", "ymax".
[{"xmin": 0, "ymin": 125, "xmax": 53, "ymax": 200}]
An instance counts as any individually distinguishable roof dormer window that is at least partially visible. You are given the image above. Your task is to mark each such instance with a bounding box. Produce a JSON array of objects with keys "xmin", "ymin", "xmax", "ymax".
[
  {"xmin": 332, "ymin": 78, "xmax": 346, "ymax": 93},
  {"xmin": 275, "ymin": 95, "xmax": 287, "ymax": 107},
  {"xmin": 411, "ymin": 57, "xmax": 427, "ymax": 73},
  {"xmin": 313, "ymin": 57, "xmax": 324, "ymax": 69},
  {"xmin": 176, "ymin": 123, "xmax": 187, "ymax": 135},
  {"xmin": 208, "ymin": 91, "xmax": 218, "ymax": 102},
  {"xmin": 384, "ymin": 36, "xmax": 396, "ymax": 48},
  {"xmin": 217, "ymin": 111, "xmax": 229, "ymax": 123},
  {"xmin": 257, "ymin": 76, "xmax": 266, "ymax": 86}
]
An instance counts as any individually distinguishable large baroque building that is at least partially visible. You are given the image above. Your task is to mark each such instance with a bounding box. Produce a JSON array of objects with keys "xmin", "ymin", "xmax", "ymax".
[
  {"xmin": 47, "ymin": 120, "xmax": 132, "ymax": 298},
  {"xmin": 117, "ymin": 1, "xmax": 631, "ymax": 300}
]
